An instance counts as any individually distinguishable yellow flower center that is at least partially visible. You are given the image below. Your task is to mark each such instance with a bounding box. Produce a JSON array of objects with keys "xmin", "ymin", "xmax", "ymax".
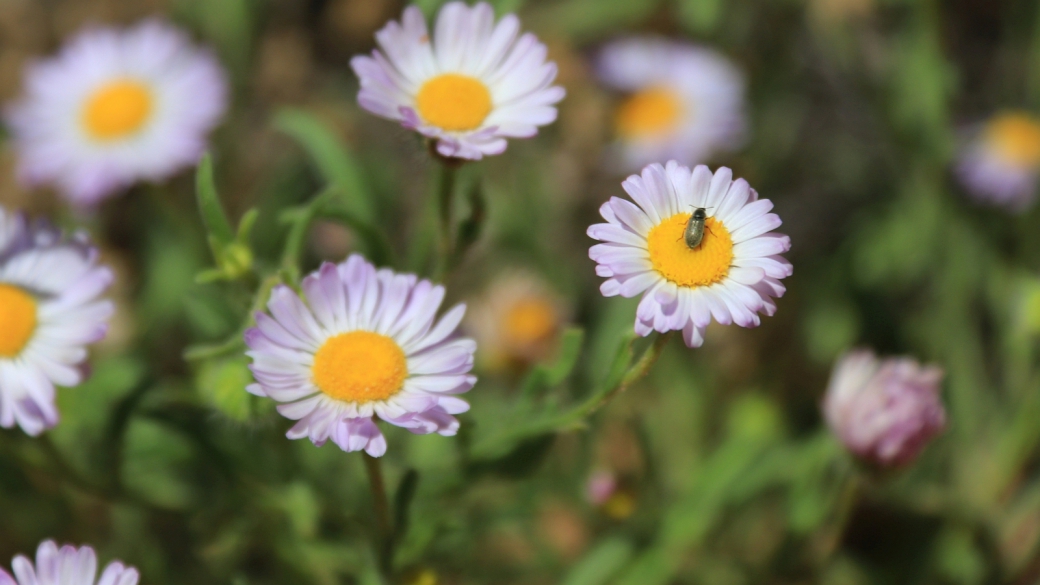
[
  {"xmin": 416, "ymin": 73, "xmax": 493, "ymax": 132},
  {"xmin": 647, "ymin": 213, "xmax": 733, "ymax": 288},
  {"xmin": 986, "ymin": 112, "xmax": 1040, "ymax": 167},
  {"xmin": 82, "ymin": 80, "xmax": 154, "ymax": 141},
  {"xmin": 312, "ymin": 331, "xmax": 408, "ymax": 403},
  {"xmin": 615, "ymin": 86, "xmax": 683, "ymax": 139},
  {"xmin": 503, "ymin": 298, "xmax": 558, "ymax": 348},
  {"xmin": 0, "ymin": 284, "xmax": 38, "ymax": 358}
]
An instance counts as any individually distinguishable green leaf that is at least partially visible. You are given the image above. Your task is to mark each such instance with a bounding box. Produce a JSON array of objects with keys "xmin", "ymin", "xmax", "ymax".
[
  {"xmin": 545, "ymin": 328, "xmax": 585, "ymax": 386},
  {"xmin": 195, "ymin": 355, "xmax": 254, "ymax": 421},
  {"xmin": 274, "ymin": 108, "xmax": 375, "ymax": 223},
  {"xmin": 195, "ymin": 153, "xmax": 235, "ymax": 245},
  {"xmin": 679, "ymin": 0, "xmax": 724, "ymax": 33},
  {"xmin": 561, "ymin": 537, "xmax": 634, "ymax": 585},
  {"xmin": 602, "ymin": 332, "xmax": 637, "ymax": 392}
]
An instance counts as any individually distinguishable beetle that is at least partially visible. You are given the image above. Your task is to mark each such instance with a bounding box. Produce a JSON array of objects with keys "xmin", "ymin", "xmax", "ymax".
[{"xmin": 682, "ymin": 207, "xmax": 714, "ymax": 249}]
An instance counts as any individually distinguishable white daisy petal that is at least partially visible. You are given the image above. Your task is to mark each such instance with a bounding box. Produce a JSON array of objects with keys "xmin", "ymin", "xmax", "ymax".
[
  {"xmin": 956, "ymin": 111, "xmax": 1040, "ymax": 211},
  {"xmin": 598, "ymin": 38, "xmax": 746, "ymax": 171},
  {"xmin": 3, "ymin": 20, "xmax": 227, "ymax": 206},
  {"xmin": 0, "ymin": 207, "xmax": 113, "ymax": 436},
  {"xmin": 245, "ymin": 255, "xmax": 477, "ymax": 456},
  {"xmin": 351, "ymin": 2, "xmax": 563, "ymax": 160},
  {"xmin": 5, "ymin": 541, "xmax": 137, "ymax": 585},
  {"xmin": 589, "ymin": 163, "xmax": 791, "ymax": 347}
]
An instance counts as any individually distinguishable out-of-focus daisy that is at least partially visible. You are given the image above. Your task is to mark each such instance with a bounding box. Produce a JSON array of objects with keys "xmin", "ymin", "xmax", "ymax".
[
  {"xmin": 466, "ymin": 271, "xmax": 566, "ymax": 370},
  {"xmin": 0, "ymin": 205, "xmax": 114, "ymax": 436},
  {"xmin": 585, "ymin": 470, "xmax": 637, "ymax": 520},
  {"xmin": 823, "ymin": 349, "xmax": 946, "ymax": 468},
  {"xmin": 4, "ymin": 20, "xmax": 228, "ymax": 206},
  {"xmin": 0, "ymin": 540, "xmax": 138, "ymax": 585},
  {"xmin": 350, "ymin": 2, "xmax": 565, "ymax": 160},
  {"xmin": 956, "ymin": 111, "xmax": 1040, "ymax": 211},
  {"xmin": 245, "ymin": 255, "xmax": 476, "ymax": 457},
  {"xmin": 588, "ymin": 162, "xmax": 791, "ymax": 348},
  {"xmin": 596, "ymin": 38, "xmax": 745, "ymax": 172}
]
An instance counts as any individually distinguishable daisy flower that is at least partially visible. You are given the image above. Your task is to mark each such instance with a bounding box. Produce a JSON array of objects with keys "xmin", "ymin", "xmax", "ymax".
[
  {"xmin": 956, "ymin": 111, "xmax": 1040, "ymax": 211},
  {"xmin": 245, "ymin": 255, "xmax": 476, "ymax": 457},
  {"xmin": 0, "ymin": 206, "xmax": 114, "ymax": 436},
  {"xmin": 4, "ymin": 19, "xmax": 228, "ymax": 206},
  {"xmin": 0, "ymin": 540, "xmax": 138, "ymax": 585},
  {"xmin": 587, "ymin": 162, "xmax": 792, "ymax": 348},
  {"xmin": 465, "ymin": 271, "xmax": 566, "ymax": 370},
  {"xmin": 596, "ymin": 38, "xmax": 745, "ymax": 172},
  {"xmin": 350, "ymin": 2, "xmax": 565, "ymax": 160},
  {"xmin": 823, "ymin": 349, "xmax": 946, "ymax": 468}
]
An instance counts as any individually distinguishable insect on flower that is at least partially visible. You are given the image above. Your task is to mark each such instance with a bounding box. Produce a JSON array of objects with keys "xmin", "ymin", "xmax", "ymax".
[{"xmin": 682, "ymin": 206, "xmax": 715, "ymax": 249}]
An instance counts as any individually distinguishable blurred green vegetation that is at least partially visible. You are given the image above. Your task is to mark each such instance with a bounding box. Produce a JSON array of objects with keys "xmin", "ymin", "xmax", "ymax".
[{"xmin": 3, "ymin": 0, "xmax": 1040, "ymax": 584}]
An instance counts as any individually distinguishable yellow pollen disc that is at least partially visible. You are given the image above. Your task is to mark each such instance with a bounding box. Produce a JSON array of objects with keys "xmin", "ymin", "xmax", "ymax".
[
  {"xmin": 647, "ymin": 213, "xmax": 734, "ymax": 288},
  {"xmin": 82, "ymin": 80, "xmax": 154, "ymax": 141},
  {"xmin": 0, "ymin": 284, "xmax": 38, "ymax": 358},
  {"xmin": 987, "ymin": 112, "xmax": 1040, "ymax": 167},
  {"xmin": 312, "ymin": 331, "xmax": 408, "ymax": 403},
  {"xmin": 416, "ymin": 73, "xmax": 493, "ymax": 132},
  {"xmin": 615, "ymin": 86, "xmax": 683, "ymax": 139},
  {"xmin": 503, "ymin": 298, "xmax": 558, "ymax": 347}
]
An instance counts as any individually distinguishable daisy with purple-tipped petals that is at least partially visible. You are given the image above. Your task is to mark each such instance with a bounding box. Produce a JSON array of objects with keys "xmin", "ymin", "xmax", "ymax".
[
  {"xmin": 0, "ymin": 540, "xmax": 138, "ymax": 585},
  {"xmin": 350, "ymin": 2, "xmax": 564, "ymax": 160},
  {"xmin": 245, "ymin": 254, "xmax": 476, "ymax": 457},
  {"xmin": 4, "ymin": 19, "xmax": 228, "ymax": 206},
  {"xmin": 956, "ymin": 111, "xmax": 1040, "ymax": 211},
  {"xmin": 588, "ymin": 162, "xmax": 792, "ymax": 348},
  {"xmin": 0, "ymin": 205, "xmax": 114, "ymax": 436},
  {"xmin": 597, "ymin": 38, "xmax": 745, "ymax": 171}
]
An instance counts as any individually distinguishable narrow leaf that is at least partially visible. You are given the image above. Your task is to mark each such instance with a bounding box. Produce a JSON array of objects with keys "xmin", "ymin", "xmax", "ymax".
[
  {"xmin": 195, "ymin": 153, "xmax": 235, "ymax": 245},
  {"xmin": 274, "ymin": 109, "xmax": 375, "ymax": 223}
]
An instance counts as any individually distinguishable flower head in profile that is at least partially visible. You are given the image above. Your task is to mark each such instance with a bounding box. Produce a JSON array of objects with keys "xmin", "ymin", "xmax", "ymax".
[
  {"xmin": 0, "ymin": 540, "xmax": 138, "ymax": 585},
  {"xmin": 823, "ymin": 349, "xmax": 946, "ymax": 468},
  {"xmin": 4, "ymin": 19, "xmax": 228, "ymax": 206},
  {"xmin": 0, "ymin": 206, "xmax": 114, "ymax": 436},
  {"xmin": 588, "ymin": 162, "xmax": 791, "ymax": 347},
  {"xmin": 956, "ymin": 111, "xmax": 1040, "ymax": 211},
  {"xmin": 350, "ymin": 2, "xmax": 565, "ymax": 160},
  {"xmin": 245, "ymin": 255, "xmax": 476, "ymax": 457},
  {"xmin": 466, "ymin": 271, "xmax": 566, "ymax": 370},
  {"xmin": 597, "ymin": 38, "xmax": 745, "ymax": 171}
]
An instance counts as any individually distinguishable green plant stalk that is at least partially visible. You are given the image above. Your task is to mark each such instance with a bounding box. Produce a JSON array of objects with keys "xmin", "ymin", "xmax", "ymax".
[
  {"xmin": 280, "ymin": 186, "xmax": 338, "ymax": 283},
  {"xmin": 435, "ymin": 164, "xmax": 458, "ymax": 279},
  {"xmin": 576, "ymin": 331, "xmax": 672, "ymax": 418},
  {"xmin": 363, "ymin": 452, "xmax": 395, "ymax": 578},
  {"xmin": 470, "ymin": 332, "xmax": 671, "ymax": 460}
]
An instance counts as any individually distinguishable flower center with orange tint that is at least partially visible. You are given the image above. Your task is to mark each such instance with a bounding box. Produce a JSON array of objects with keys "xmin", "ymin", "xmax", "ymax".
[
  {"xmin": 647, "ymin": 213, "xmax": 733, "ymax": 287},
  {"xmin": 0, "ymin": 284, "xmax": 38, "ymax": 358},
  {"xmin": 312, "ymin": 331, "xmax": 407, "ymax": 403},
  {"xmin": 82, "ymin": 79, "xmax": 154, "ymax": 141},
  {"xmin": 416, "ymin": 73, "xmax": 493, "ymax": 132},
  {"xmin": 503, "ymin": 297, "xmax": 558, "ymax": 348},
  {"xmin": 614, "ymin": 86, "xmax": 683, "ymax": 139},
  {"xmin": 986, "ymin": 112, "xmax": 1040, "ymax": 167}
]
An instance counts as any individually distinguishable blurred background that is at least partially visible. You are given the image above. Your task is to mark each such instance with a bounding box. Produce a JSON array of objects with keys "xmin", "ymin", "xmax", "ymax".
[{"xmin": 3, "ymin": 0, "xmax": 1040, "ymax": 584}]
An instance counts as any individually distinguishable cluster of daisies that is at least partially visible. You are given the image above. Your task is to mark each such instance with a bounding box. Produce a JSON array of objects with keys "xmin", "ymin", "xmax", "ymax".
[{"xmin": 0, "ymin": 1, "xmax": 958, "ymax": 576}]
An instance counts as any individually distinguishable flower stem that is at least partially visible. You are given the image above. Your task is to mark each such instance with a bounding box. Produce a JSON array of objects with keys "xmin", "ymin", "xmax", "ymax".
[
  {"xmin": 584, "ymin": 331, "xmax": 672, "ymax": 417},
  {"xmin": 435, "ymin": 163, "xmax": 458, "ymax": 279},
  {"xmin": 362, "ymin": 452, "xmax": 394, "ymax": 575}
]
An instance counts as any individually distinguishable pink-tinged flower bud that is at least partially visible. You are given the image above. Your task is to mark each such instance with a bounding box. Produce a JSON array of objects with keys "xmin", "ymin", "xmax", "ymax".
[{"xmin": 823, "ymin": 350, "xmax": 946, "ymax": 468}]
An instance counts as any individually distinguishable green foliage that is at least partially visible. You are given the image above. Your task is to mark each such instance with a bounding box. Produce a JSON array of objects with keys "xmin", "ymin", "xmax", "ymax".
[{"xmin": 5, "ymin": 1, "xmax": 1040, "ymax": 585}]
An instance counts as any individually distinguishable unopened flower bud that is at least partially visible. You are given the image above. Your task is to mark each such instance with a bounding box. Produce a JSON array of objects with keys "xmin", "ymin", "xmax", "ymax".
[{"xmin": 823, "ymin": 350, "xmax": 946, "ymax": 468}]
